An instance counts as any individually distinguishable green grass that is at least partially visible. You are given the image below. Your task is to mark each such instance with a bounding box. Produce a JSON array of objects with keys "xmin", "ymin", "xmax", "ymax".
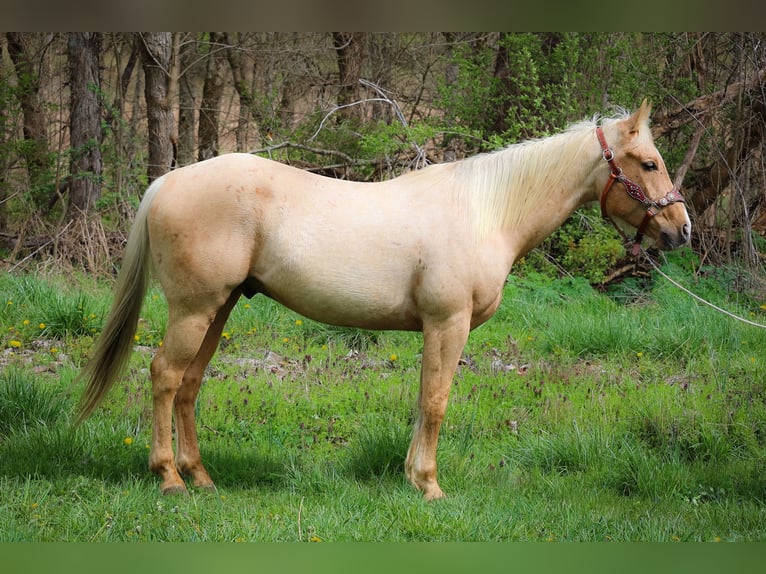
[{"xmin": 1, "ymin": 264, "xmax": 766, "ymax": 541}]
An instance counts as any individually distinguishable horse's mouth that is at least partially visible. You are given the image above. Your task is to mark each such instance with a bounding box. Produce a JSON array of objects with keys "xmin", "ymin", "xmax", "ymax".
[{"xmin": 658, "ymin": 223, "xmax": 691, "ymax": 251}]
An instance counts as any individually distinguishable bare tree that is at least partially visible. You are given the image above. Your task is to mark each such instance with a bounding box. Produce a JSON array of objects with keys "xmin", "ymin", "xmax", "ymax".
[
  {"xmin": 140, "ymin": 32, "xmax": 175, "ymax": 182},
  {"xmin": 66, "ymin": 32, "xmax": 103, "ymax": 220}
]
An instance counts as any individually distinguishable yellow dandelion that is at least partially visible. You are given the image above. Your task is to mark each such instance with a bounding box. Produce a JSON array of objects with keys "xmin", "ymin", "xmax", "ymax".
[
  {"xmin": 389, "ymin": 353, "xmax": 398, "ymax": 361},
  {"xmin": 222, "ymin": 332, "xmax": 231, "ymax": 340},
  {"xmin": 30, "ymin": 502, "xmax": 39, "ymax": 509},
  {"xmin": 22, "ymin": 319, "xmax": 30, "ymax": 326},
  {"xmin": 123, "ymin": 437, "xmax": 133, "ymax": 446},
  {"xmin": 6, "ymin": 300, "xmax": 12, "ymax": 306},
  {"xmin": 309, "ymin": 535, "xmax": 322, "ymax": 542},
  {"xmin": 9, "ymin": 340, "xmax": 22, "ymax": 348},
  {"xmin": 295, "ymin": 319, "xmax": 303, "ymax": 326},
  {"xmin": 134, "ymin": 334, "xmax": 140, "ymax": 342},
  {"xmin": 38, "ymin": 323, "xmax": 46, "ymax": 330},
  {"xmin": 636, "ymin": 351, "xmax": 643, "ymax": 358},
  {"xmin": 50, "ymin": 347, "xmax": 58, "ymax": 354},
  {"xmin": 282, "ymin": 337, "xmax": 290, "ymax": 343}
]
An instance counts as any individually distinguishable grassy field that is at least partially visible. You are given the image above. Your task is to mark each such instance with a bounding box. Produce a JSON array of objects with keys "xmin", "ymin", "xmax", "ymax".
[{"xmin": 1, "ymin": 255, "xmax": 766, "ymax": 542}]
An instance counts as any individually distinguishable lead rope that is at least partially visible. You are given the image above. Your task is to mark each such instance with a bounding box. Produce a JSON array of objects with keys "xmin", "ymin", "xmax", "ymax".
[{"xmin": 639, "ymin": 247, "xmax": 766, "ymax": 330}]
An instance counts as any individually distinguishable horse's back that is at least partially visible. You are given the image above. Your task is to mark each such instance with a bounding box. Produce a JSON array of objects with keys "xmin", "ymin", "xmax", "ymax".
[{"xmin": 144, "ymin": 153, "xmax": 498, "ymax": 330}]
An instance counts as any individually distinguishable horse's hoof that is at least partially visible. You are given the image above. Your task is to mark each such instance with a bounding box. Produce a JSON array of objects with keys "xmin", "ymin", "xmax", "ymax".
[{"xmin": 422, "ymin": 487, "xmax": 446, "ymax": 501}]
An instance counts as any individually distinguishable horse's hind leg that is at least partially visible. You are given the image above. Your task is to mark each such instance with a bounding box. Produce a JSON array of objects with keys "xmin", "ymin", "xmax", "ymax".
[
  {"xmin": 174, "ymin": 289, "xmax": 240, "ymax": 490},
  {"xmin": 149, "ymin": 299, "xmax": 226, "ymax": 494}
]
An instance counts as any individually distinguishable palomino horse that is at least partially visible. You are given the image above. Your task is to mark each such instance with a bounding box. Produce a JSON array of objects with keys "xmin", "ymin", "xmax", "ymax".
[{"xmin": 77, "ymin": 100, "xmax": 690, "ymax": 500}]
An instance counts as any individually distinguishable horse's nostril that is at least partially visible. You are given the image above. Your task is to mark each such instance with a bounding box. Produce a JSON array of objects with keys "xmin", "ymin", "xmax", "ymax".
[{"xmin": 682, "ymin": 223, "xmax": 691, "ymax": 242}]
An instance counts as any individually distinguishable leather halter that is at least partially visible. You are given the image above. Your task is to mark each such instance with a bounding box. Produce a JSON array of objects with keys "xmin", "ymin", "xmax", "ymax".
[{"xmin": 596, "ymin": 126, "xmax": 685, "ymax": 256}]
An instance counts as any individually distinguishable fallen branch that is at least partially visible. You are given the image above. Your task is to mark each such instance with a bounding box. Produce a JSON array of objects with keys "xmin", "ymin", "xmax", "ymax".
[{"xmin": 652, "ymin": 67, "xmax": 766, "ymax": 138}]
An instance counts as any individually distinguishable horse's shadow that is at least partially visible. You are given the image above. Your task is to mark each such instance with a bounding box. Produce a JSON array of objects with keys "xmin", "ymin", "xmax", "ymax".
[{"xmin": 0, "ymin": 421, "xmax": 409, "ymax": 493}]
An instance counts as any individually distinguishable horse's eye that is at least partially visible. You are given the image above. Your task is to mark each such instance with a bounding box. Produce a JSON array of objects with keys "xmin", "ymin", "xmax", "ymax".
[{"xmin": 642, "ymin": 161, "xmax": 658, "ymax": 171}]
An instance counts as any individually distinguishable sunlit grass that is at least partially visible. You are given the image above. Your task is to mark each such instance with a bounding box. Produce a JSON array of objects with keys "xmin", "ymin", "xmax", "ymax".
[{"xmin": 1, "ymin": 266, "xmax": 765, "ymax": 541}]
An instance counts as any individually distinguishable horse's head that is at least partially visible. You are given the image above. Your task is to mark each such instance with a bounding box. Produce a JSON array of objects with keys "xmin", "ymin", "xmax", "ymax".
[{"xmin": 597, "ymin": 99, "xmax": 691, "ymax": 253}]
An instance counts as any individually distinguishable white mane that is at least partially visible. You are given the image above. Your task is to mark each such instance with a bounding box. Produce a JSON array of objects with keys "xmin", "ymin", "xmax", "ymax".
[{"xmin": 452, "ymin": 111, "xmax": 632, "ymax": 239}]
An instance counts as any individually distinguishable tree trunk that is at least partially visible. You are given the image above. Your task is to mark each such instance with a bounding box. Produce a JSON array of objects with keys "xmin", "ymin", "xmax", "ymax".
[
  {"xmin": 177, "ymin": 33, "xmax": 203, "ymax": 166},
  {"xmin": 197, "ymin": 33, "xmax": 226, "ymax": 162},
  {"xmin": 66, "ymin": 32, "xmax": 103, "ymax": 220},
  {"xmin": 332, "ymin": 32, "xmax": 365, "ymax": 122},
  {"xmin": 369, "ymin": 34, "xmax": 394, "ymax": 123},
  {"xmin": 223, "ymin": 32, "xmax": 258, "ymax": 150},
  {"xmin": 140, "ymin": 32, "xmax": 175, "ymax": 182},
  {"xmin": 6, "ymin": 32, "xmax": 53, "ymax": 203}
]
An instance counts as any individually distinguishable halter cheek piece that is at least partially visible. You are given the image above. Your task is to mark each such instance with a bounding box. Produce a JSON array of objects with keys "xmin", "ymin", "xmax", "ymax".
[{"xmin": 596, "ymin": 126, "xmax": 685, "ymax": 256}]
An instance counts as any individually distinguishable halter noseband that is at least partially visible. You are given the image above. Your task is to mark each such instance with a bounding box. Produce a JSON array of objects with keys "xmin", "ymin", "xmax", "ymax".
[{"xmin": 596, "ymin": 126, "xmax": 685, "ymax": 256}]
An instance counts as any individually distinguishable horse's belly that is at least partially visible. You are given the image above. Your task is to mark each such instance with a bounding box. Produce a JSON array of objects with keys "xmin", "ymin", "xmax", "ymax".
[{"xmin": 255, "ymin": 265, "xmax": 421, "ymax": 331}]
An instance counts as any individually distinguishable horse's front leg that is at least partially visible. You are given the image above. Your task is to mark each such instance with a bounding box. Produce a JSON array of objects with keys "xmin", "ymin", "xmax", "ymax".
[{"xmin": 405, "ymin": 313, "xmax": 471, "ymax": 500}]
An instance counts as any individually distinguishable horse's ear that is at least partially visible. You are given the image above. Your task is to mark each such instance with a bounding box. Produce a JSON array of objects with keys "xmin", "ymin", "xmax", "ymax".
[{"xmin": 626, "ymin": 98, "xmax": 652, "ymax": 135}]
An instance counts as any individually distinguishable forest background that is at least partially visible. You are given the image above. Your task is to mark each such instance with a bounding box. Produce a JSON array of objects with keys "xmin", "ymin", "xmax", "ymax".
[{"xmin": 1, "ymin": 32, "xmax": 765, "ymax": 283}]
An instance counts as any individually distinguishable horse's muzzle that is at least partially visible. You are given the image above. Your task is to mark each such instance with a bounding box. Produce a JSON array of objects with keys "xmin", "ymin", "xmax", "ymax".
[{"xmin": 659, "ymin": 222, "xmax": 691, "ymax": 251}]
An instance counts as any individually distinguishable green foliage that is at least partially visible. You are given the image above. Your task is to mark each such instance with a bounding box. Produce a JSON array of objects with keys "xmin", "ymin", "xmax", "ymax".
[
  {"xmin": 0, "ymin": 368, "xmax": 68, "ymax": 437},
  {"xmin": 551, "ymin": 214, "xmax": 625, "ymax": 284},
  {"xmin": 515, "ymin": 208, "xmax": 625, "ymax": 284},
  {"xmin": 435, "ymin": 33, "xmax": 655, "ymax": 148}
]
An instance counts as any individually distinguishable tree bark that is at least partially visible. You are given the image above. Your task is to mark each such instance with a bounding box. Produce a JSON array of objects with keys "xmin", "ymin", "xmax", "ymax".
[
  {"xmin": 197, "ymin": 33, "xmax": 226, "ymax": 162},
  {"xmin": 177, "ymin": 33, "xmax": 203, "ymax": 166},
  {"xmin": 66, "ymin": 32, "xmax": 103, "ymax": 220},
  {"xmin": 6, "ymin": 32, "xmax": 53, "ymax": 202},
  {"xmin": 332, "ymin": 32, "xmax": 365, "ymax": 122},
  {"xmin": 223, "ymin": 32, "xmax": 259, "ymax": 150},
  {"xmin": 140, "ymin": 32, "xmax": 176, "ymax": 182}
]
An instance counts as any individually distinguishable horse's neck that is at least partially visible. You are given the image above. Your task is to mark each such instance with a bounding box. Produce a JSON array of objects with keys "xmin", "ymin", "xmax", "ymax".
[
  {"xmin": 507, "ymin": 181, "xmax": 595, "ymax": 262},
  {"xmin": 496, "ymin": 137, "xmax": 601, "ymax": 262}
]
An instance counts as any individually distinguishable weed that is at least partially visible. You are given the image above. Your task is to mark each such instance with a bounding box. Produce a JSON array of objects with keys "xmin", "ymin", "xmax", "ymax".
[{"xmin": 0, "ymin": 368, "xmax": 69, "ymax": 437}]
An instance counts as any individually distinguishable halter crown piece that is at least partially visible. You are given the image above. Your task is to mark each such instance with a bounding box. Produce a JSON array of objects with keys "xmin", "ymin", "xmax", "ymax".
[{"xmin": 596, "ymin": 126, "xmax": 685, "ymax": 256}]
